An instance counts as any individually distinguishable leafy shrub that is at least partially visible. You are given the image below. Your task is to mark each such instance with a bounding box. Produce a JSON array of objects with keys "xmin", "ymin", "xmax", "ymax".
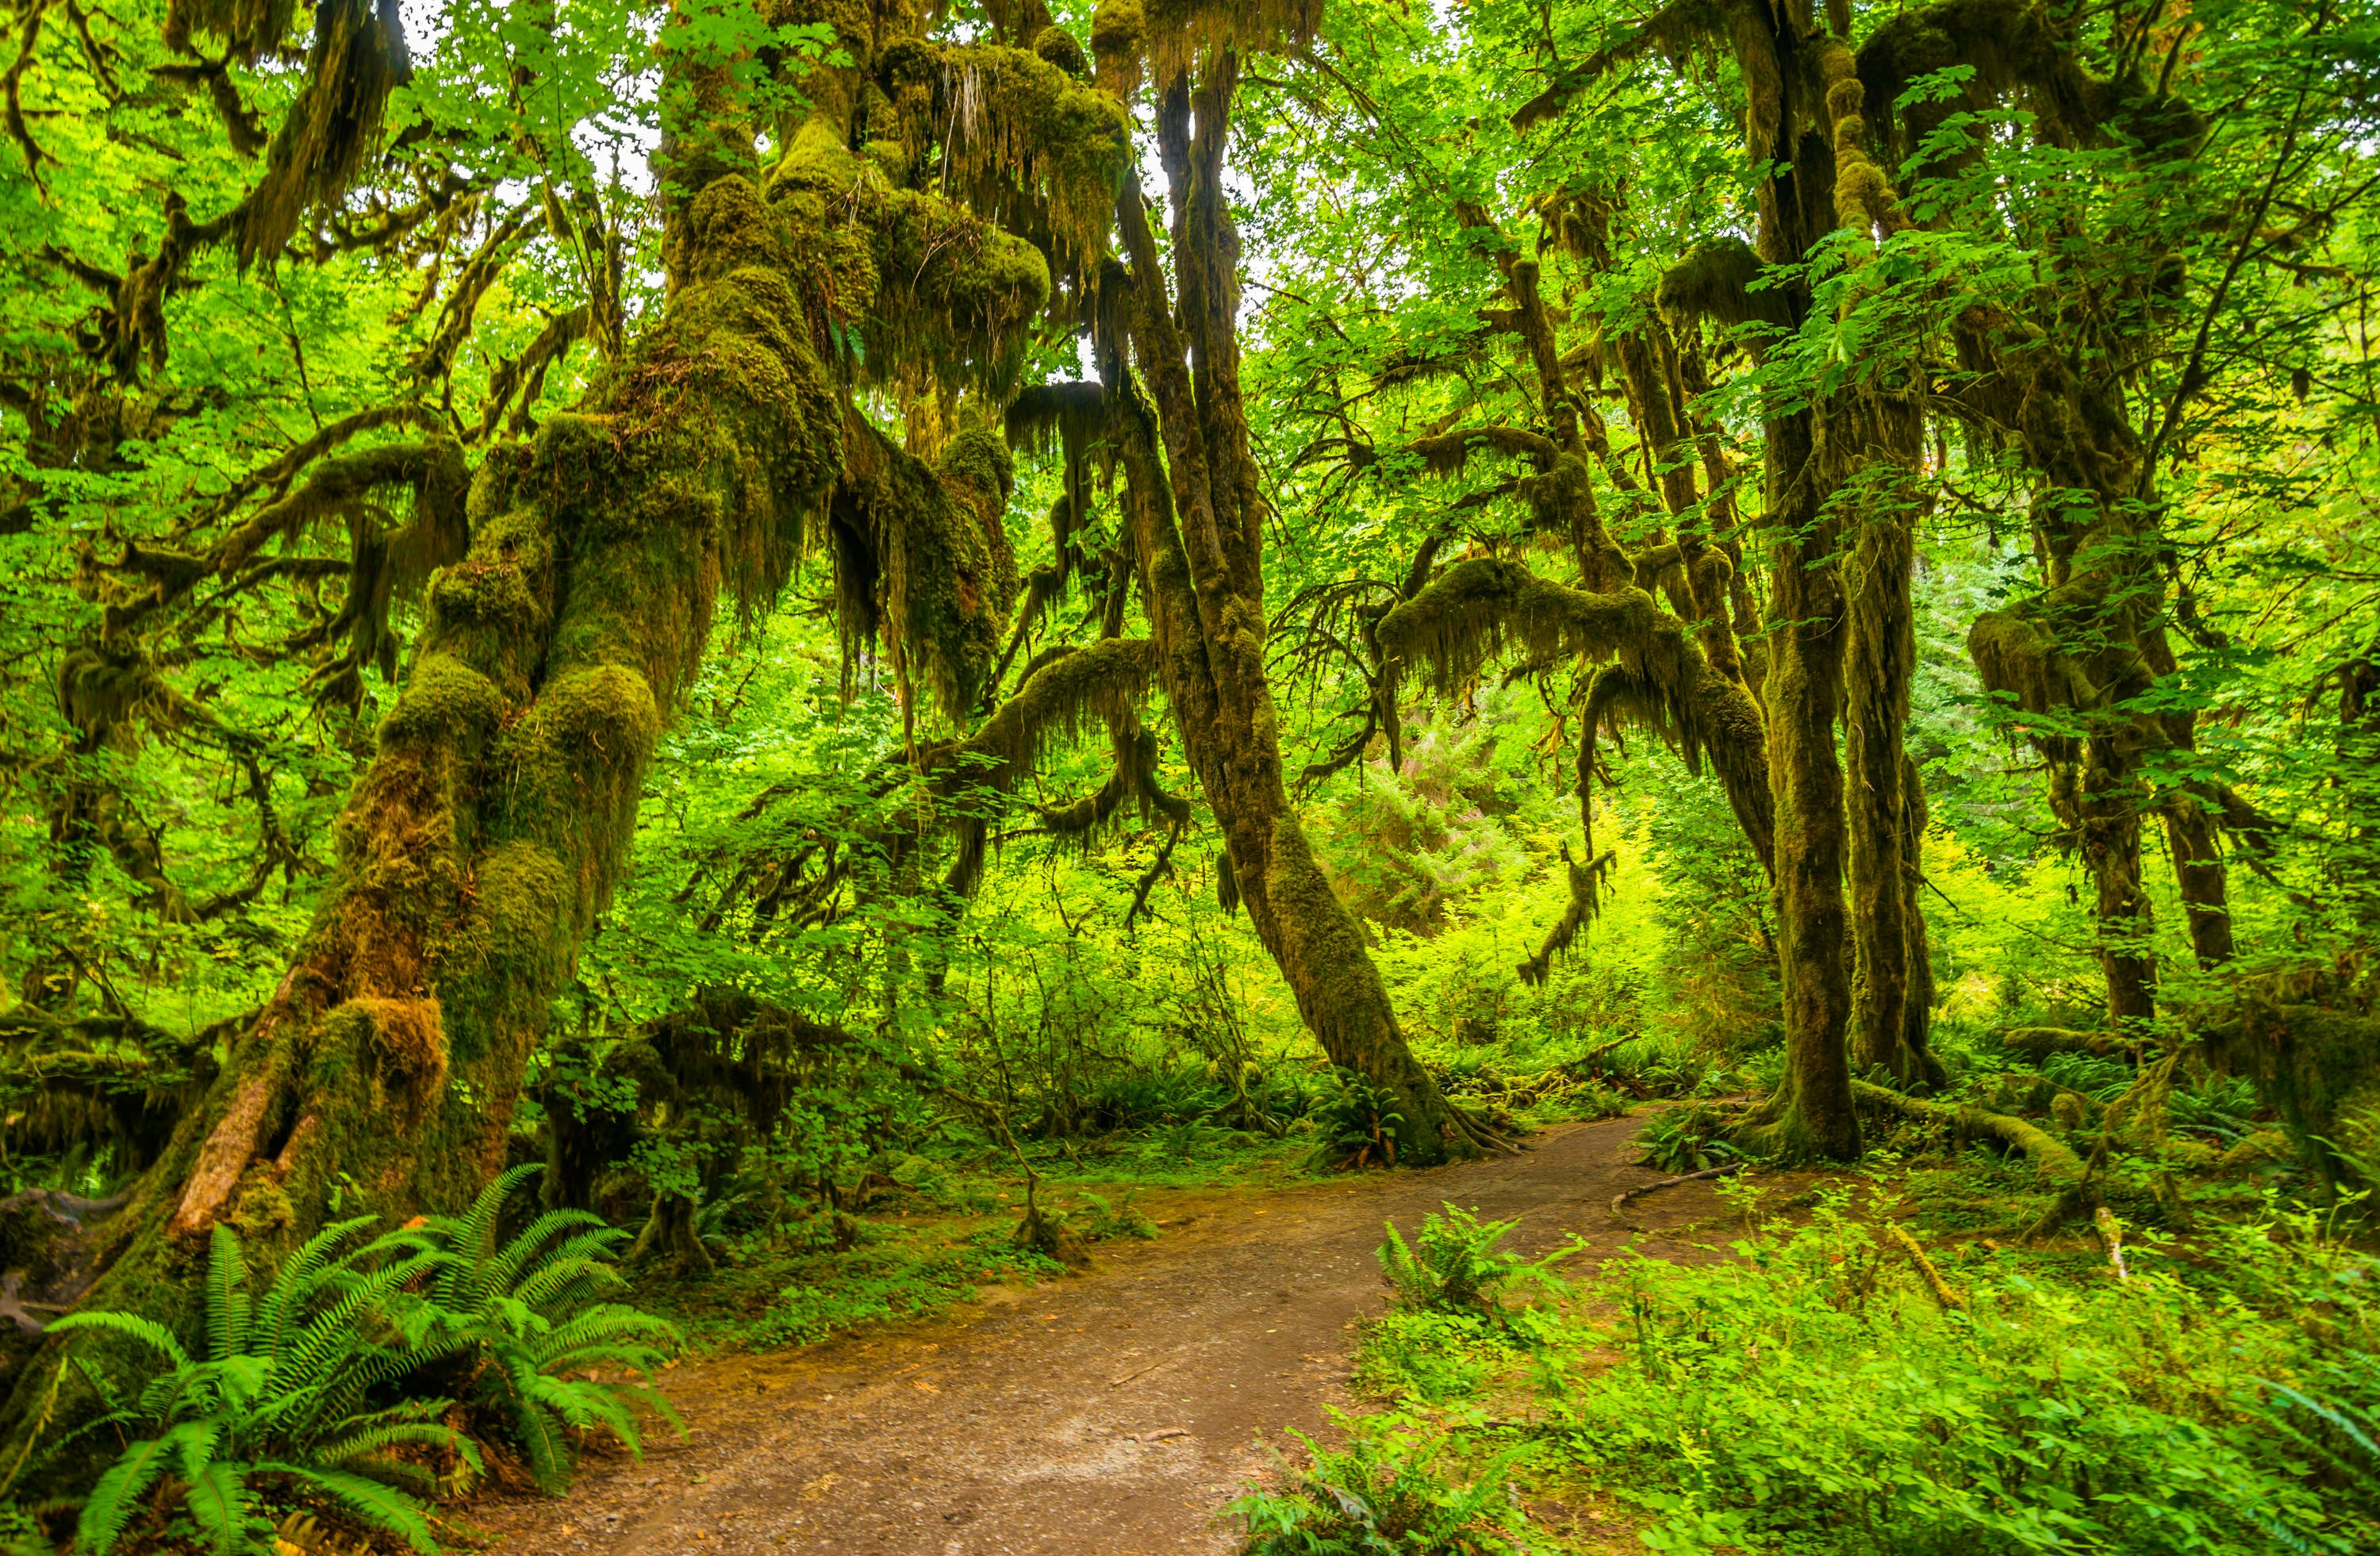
[
  {"xmin": 754, "ymin": 1228, "xmax": 1065, "ymax": 1347},
  {"xmin": 1081, "ymin": 1064, "xmax": 1231, "ymax": 1131},
  {"xmin": 46, "ymin": 1221, "xmax": 478, "ymax": 1556},
  {"xmin": 1353, "ymin": 1309, "xmax": 1502, "ymax": 1404},
  {"xmin": 1377, "ymin": 1204, "xmax": 1557, "ymax": 1320},
  {"xmin": 1545, "ymin": 1194, "xmax": 2380, "ymax": 1554},
  {"xmin": 1230, "ymin": 1418, "xmax": 1535, "ymax": 1555},
  {"xmin": 1068, "ymin": 1190, "xmax": 1158, "ymax": 1242},
  {"xmin": 1636, "ymin": 1101, "xmax": 1745, "ymax": 1174},
  {"xmin": 1310, "ymin": 1071, "xmax": 1407, "ymax": 1170},
  {"xmin": 409, "ymin": 1166, "xmax": 681, "ymax": 1494}
]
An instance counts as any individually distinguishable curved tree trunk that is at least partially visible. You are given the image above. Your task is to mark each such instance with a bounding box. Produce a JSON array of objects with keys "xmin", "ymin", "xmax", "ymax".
[
  {"xmin": 1093, "ymin": 63, "xmax": 1488, "ymax": 1162},
  {"xmin": 3, "ymin": 0, "xmax": 1079, "ymax": 1450},
  {"xmin": 14, "ymin": 159, "xmax": 843, "ymax": 1341}
]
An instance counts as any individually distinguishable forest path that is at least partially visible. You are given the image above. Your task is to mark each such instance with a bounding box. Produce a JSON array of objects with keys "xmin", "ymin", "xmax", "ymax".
[{"xmin": 474, "ymin": 1112, "xmax": 1731, "ymax": 1556}]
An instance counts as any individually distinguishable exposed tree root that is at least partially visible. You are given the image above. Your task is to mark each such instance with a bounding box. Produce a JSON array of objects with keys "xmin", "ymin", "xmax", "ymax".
[
  {"xmin": 1888, "ymin": 1223, "xmax": 1964, "ymax": 1311},
  {"xmin": 1608, "ymin": 1162, "xmax": 1745, "ymax": 1229},
  {"xmin": 1852, "ymin": 1080, "xmax": 2083, "ymax": 1182},
  {"xmin": 1852, "ymin": 1080, "xmax": 2098, "ymax": 1242}
]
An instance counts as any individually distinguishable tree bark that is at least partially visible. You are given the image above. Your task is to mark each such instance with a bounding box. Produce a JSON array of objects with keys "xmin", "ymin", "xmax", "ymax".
[
  {"xmin": 1760, "ymin": 419, "xmax": 1861, "ymax": 1158},
  {"xmin": 1096, "ymin": 66, "xmax": 1490, "ymax": 1162}
]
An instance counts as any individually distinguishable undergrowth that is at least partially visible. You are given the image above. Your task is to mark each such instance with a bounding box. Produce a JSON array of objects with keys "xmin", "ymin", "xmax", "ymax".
[{"xmin": 1235, "ymin": 1174, "xmax": 2380, "ymax": 1556}]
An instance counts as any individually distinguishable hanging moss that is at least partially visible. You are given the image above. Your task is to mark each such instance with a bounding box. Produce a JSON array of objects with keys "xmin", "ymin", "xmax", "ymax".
[
  {"xmin": 1138, "ymin": 0, "xmax": 1320, "ymax": 86},
  {"xmin": 1656, "ymin": 238, "xmax": 1791, "ymax": 334},
  {"xmin": 965, "ymin": 636, "xmax": 1159, "ymax": 779},
  {"xmin": 835, "ymin": 419, "xmax": 1012, "ymax": 720},
  {"xmin": 865, "ymin": 186, "xmax": 1052, "ymax": 390},
  {"xmin": 939, "ymin": 424, "xmax": 1021, "ymax": 617},
  {"xmin": 164, "ymin": 0, "xmax": 298, "ymax": 57},
  {"xmin": 1518, "ymin": 844, "xmax": 1617, "ymax": 987},
  {"xmin": 1856, "ymin": 0, "xmax": 2128, "ymax": 171},
  {"xmin": 907, "ymin": 44, "xmax": 1131, "ymax": 267},
  {"xmin": 55, "ymin": 646, "xmax": 192, "ymax": 747},
  {"xmin": 1384, "ymin": 556, "xmax": 1774, "ymax": 866},
  {"xmin": 238, "ymin": 0, "xmax": 402, "ymax": 268}
]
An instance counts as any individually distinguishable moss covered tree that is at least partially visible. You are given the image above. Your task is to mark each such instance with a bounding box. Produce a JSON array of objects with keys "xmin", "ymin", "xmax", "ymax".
[{"xmin": 0, "ymin": 0, "xmax": 1139, "ymax": 1444}]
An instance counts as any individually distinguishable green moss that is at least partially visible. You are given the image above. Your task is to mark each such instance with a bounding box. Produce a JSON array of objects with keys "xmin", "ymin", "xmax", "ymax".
[
  {"xmin": 867, "ymin": 187, "xmax": 1051, "ymax": 386},
  {"xmin": 883, "ymin": 43, "xmax": 1132, "ymax": 267},
  {"xmin": 1034, "ymin": 25, "xmax": 1089, "ymax": 77},
  {"xmin": 376, "ymin": 653, "xmax": 504, "ymax": 751},
  {"xmin": 939, "ymin": 425, "xmax": 1020, "ymax": 613},
  {"xmin": 1091, "ymin": 0, "xmax": 1145, "ymax": 93}
]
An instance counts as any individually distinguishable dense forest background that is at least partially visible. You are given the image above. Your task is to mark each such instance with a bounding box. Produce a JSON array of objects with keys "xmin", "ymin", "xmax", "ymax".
[{"xmin": 1, "ymin": 0, "xmax": 2378, "ymax": 1548}]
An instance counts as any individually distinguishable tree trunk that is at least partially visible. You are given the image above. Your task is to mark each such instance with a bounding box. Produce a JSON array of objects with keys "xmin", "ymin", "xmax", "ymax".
[
  {"xmin": 1096, "ymin": 65, "xmax": 1488, "ymax": 1162},
  {"xmin": 2081, "ymin": 737, "xmax": 2159, "ymax": 1030},
  {"xmin": 12, "ymin": 162, "xmax": 843, "ymax": 1331},
  {"xmin": 2, "ymin": 6, "xmax": 1070, "ymax": 1449},
  {"xmin": 1760, "ymin": 419, "xmax": 1861, "ymax": 1158}
]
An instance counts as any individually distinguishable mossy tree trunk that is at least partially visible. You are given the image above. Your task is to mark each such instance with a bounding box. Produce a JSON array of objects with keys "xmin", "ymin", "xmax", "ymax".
[
  {"xmin": 1760, "ymin": 420, "xmax": 1861, "ymax": 1158},
  {"xmin": 5, "ymin": 0, "xmax": 1076, "ymax": 1451},
  {"xmin": 1092, "ymin": 58, "xmax": 1494, "ymax": 1163},
  {"xmin": 19, "ymin": 158, "xmax": 843, "ymax": 1327},
  {"xmin": 1735, "ymin": 10, "xmax": 1867, "ymax": 1158}
]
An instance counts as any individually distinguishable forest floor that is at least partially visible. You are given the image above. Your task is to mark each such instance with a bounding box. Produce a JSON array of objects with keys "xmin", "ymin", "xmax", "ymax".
[{"xmin": 466, "ymin": 1112, "xmax": 1740, "ymax": 1555}]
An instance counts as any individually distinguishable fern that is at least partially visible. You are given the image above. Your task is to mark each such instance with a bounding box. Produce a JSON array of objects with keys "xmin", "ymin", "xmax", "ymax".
[
  {"xmin": 50, "ymin": 1221, "xmax": 477, "ymax": 1556},
  {"xmin": 205, "ymin": 1225, "xmax": 251, "ymax": 1362},
  {"xmin": 249, "ymin": 1462, "xmax": 447, "ymax": 1556},
  {"xmin": 46, "ymin": 1308, "xmax": 192, "ymax": 1370},
  {"xmin": 406, "ymin": 1165, "xmax": 684, "ymax": 1494},
  {"xmin": 71, "ymin": 1427, "xmax": 182, "ymax": 1554}
]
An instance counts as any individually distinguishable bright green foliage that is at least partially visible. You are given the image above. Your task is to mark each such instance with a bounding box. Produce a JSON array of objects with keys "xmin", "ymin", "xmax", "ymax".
[
  {"xmin": 1352, "ymin": 1309, "xmax": 1506, "ymax": 1406},
  {"xmin": 44, "ymin": 1220, "xmax": 479, "ymax": 1555},
  {"xmin": 1310, "ymin": 1072, "xmax": 1410, "ymax": 1170},
  {"xmin": 1229, "ymin": 1420, "xmax": 1536, "ymax": 1555},
  {"xmin": 1376, "ymin": 1204, "xmax": 1560, "ymax": 1320},
  {"xmin": 405, "ymin": 1166, "xmax": 682, "ymax": 1495},
  {"xmin": 1418, "ymin": 1190, "xmax": 2380, "ymax": 1556},
  {"xmin": 1636, "ymin": 1102, "xmax": 1748, "ymax": 1175}
]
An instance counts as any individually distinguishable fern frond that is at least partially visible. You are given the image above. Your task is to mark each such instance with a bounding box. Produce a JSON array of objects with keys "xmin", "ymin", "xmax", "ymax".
[
  {"xmin": 503, "ymin": 1396, "xmax": 575, "ymax": 1497},
  {"xmin": 74, "ymin": 1432, "xmax": 180, "ymax": 1554},
  {"xmin": 314, "ymin": 1419, "xmax": 470, "ymax": 1473},
  {"xmin": 268, "ymin": 1254, "xmax": 438, "ymax": 1409},
  {"xmin": 428, "ymin": 1164, "xmax": 542, "ymax": 1310},
  {"xmin": 531, "ymin": 1305, "xmax": 681, "ymax": 1365},
  {"xmin": 608, "ymin": 1382, "xmax": 687, "ymax": 1439},
  {"xmin": 507, "ymin": 1240, "xmax": 631, "ymax": 1312},
  {"xmin": 488, "ymin": 1211, "xmax": 621, "ymax": 1301},
  {"xmin": 249, "ymin": 1462, "xmax": 443, "ymax": 1556},
  {"xmin": 205, "ymin": 1225, "xmax": 251, "ymax": 1362},
  {"xmin": 47, "ymin": 1311, "xmax": 194, "ymax": 1371},
  {"xmin": 252, "ymin": 1216, "xmax": 378, "ymax": 1358},
  {"xmin": 181, "ymin": 1457, "xmax": 252, "ymax": 1556}
]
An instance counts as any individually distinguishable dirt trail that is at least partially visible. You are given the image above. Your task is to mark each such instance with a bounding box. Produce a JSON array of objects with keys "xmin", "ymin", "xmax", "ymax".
[{"xmin": 476, "ymin": 1113, "xmax": 1731, "ymax": 1556}]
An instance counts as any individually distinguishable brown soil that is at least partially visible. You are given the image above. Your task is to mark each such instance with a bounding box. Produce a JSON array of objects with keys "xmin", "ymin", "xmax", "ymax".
[{"xmin": 473, "ymin": 1112, "xmax": 1733, "ymax": 1555}]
